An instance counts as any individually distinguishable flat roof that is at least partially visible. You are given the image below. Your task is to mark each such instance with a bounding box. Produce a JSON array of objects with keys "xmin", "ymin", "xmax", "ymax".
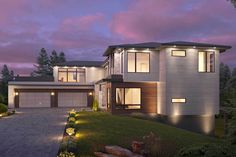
[
  {"xmin": 55, "ymin": 60, "xmax": 104, "ymax": 67},
  {"xmin": 103, "ymin": 41, "xmax": 232, "ymax": 56}
]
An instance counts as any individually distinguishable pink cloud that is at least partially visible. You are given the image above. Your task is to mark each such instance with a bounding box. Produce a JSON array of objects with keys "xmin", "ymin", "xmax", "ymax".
[{"xmin": 110, "ymin": 0, "xmax": 236, "ymax": 42}]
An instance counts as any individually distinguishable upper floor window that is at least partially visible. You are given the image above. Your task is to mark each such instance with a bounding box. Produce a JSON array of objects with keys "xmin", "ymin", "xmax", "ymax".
[
  {"xmin": 171, "ymin": 50, "xmax": 186, "ymax": 57},
  {"xmin": 58, "ymin": 68, "xmax": 85, "ymax": 82},
  {"xmin": 128, "ymin": 52, "xmax": 150, "ymax": 73},
  {"xmin": 198, "ymin": 51, "xmax": 215, "ymax": 72}
]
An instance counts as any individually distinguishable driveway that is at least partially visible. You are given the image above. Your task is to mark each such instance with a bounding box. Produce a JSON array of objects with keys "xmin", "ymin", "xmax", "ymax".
[{"xmin": 0, "ymin": 108, "xmax": 70, "ymax": 157}]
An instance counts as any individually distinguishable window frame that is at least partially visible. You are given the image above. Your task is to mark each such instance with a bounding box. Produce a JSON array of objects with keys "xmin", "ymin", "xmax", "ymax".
[
  {"xmin": 198, "ymin": 51, "xmax": 215, "ymax": 73},
  {"xmin": 115, "ymin": 87, "xmax": 141, "ymax": 110},
  {"xmin": 171, "ymin": 50, "xmax": 186, "ymax": 57},
  {"xmin": 58, "ymin": 68, "xmax": 85, "ymax": 82},
  {"xmin": 127, "ymin": 52, "xmax": 150, "ymax": 73}
]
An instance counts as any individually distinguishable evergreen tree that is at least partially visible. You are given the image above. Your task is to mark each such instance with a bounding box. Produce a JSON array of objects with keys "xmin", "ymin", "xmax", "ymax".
[
  {"xmin": 220, "ymin": 63, "xmax": 231, "ymax": 91},
  {"xmin": 32, "ymin": 48, "xmax": 51, "ymax": 77},
  {"xmin": 50, "ymin": 50, "xmax": 59, "ymax": 67},
  {"xmin": 58, "ymin": 52, "xmax": 66, "ymax": 63},
  {"xmin": 232, "ymin": 67, "xmax": 236, "ymax": 78},
  {"xmin": 1, "ymin": 65, "xmax": 14, "ymax": 104}
]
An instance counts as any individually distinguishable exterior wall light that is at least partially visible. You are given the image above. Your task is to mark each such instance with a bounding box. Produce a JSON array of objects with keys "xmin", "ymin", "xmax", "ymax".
[
  {"xmin": 89, "ymin": 92, "xmax": 93, "ymax": 96},
  {"xmin": 193, "ymin": 46, "xmax": 196, "ymax": 49},
  {"xmin": 15, "ymin": 92, "xmax": 19, "ymax": 96},
  {"xmin": 173, "ymin": 45, "xmax": 177, "ymax": 48},
  {"xmin": 51, "ymin": 92, "xmax": 55, "ymax": 96},
  {"xmin": 213, "ymin": 47, "xmax": 216, "ymax": 49}
]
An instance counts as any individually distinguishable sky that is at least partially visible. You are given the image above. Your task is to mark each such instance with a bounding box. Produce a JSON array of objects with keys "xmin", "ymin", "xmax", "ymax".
[{"xmin": 0, "ymin": 0, "xmax": 235, "ymax": 75}]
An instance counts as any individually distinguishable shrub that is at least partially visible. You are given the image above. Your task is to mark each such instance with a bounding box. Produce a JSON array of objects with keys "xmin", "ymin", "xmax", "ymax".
[
  {"xmin": 142, "ymin": 132, "xmax": 176, "ymax": 157},
  {"xmin": 92, "ymin": 99, "xmax": 99, "ymax": 112},
  {"xmin": 176, "ymin": 143, "xmax": 236, "ymax": 157},
  {"xmin": 0, "ymin": 103, "xmax": 7, "ymax": 114},
  {"xmin": 57, "ymin": 151, "xmax": 75, "ymax": 157},
  {"xmin": 0, "ymin": 94, "xmax": 4, "ymax": 103},
  {"xmin": 68, "ymin": 117, "xmax": 76, "ymax": 123}
]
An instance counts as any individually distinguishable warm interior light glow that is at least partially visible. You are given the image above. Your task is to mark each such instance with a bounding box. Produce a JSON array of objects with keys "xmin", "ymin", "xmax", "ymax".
[
  {"xmin": 171, "ymin": 50, "xmax": 186, "ymax": 57},
  {"xmin": 89, "ymin": 92, "xmax": 93, "ymax": 96},
  {"xmin": 198, "ymin": 52, "xmax": 206, "ymax": 72},
  {"xmin": 51, "ymin": 92, "xmax": 55, "ymax": 96},
  {"xmin": 172, "ymin": 98, "xmax": 186, "ymax": 103},
  {"xmin": 0, "ymin": 114, "xmax": 2, "ymax": 117},
  {"xmin": 15, "ymin": 92, "xmax": 19, "ymax": 96}
]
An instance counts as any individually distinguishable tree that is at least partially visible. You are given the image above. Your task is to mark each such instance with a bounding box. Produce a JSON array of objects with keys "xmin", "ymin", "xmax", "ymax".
[
  {"xmin": 32, "ymin": 48, "xmax": 51, "ymax": 77},
  {"xmin": 228, "ymin": 0, "xmax": 236, "ymax": 8},
  {"xmin": 220, "ymin": 63, "xmax": 231, "ymax": 91},
  {"xmin": 50, "ymin": 50, "xmax": 59, "ymax": 67},
  {"xmin": 0, "ymin": 65, "xmax": 14, "ymax": 104},
  {"xmin": 58, "ymin": 52, "xmax": 66, "ymax": 63},
  {"xmin": 232, "ymin": 67, "xmax": 236, "ymax": 78}
]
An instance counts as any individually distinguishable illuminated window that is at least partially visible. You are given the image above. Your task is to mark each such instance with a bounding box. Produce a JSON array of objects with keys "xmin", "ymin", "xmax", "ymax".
[
  {"xmin": 128, "ymin": 53, "xmax": 135, "ymax": 72},
  {"xmin": 171, "ymin": 50, "xmax": 186, "ymax": 57},
  {"xmin": 58, "ymin": 68, "xmax": 85, "ymax": 82},
  {"xmin": 128, "ymin": 52, "xmax": 150, "ymax": 73},
  {"xmin": 116, "ymin": 88, "xmax": 124, "ymax": 105},
  {"xmin": 136, "ymin": 53, "xmax": 150, "ymax": 72},
  {"xmin": 172, "ymin": 98, "xmax": 186, "ymax": 103},
  {"xmin": 198, "ymin": 51, "xmax": 215, "ymax": 72},
  {"xmin": 115, "ymin": 88, "xmax": 141, "ymax": 109}
]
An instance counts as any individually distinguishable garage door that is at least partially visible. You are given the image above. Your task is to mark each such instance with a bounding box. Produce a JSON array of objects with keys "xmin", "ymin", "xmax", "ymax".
[
  {"xmin": 19, "ymin": 92, "xmax": 51, "ymax": 108},
  {"xmin": 58, "ymin": 93, "xmax": 87, "ymax": 107}
]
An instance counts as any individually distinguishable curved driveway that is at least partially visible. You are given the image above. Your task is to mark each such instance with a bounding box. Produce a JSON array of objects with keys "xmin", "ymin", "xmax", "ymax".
[{"xmin": 0, "ymin": 108, "xmax": 69, "ymax": 157}]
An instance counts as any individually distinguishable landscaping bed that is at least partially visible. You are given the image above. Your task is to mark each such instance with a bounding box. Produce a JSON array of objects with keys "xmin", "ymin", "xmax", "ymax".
[
  {"xmin": 0, "ymin": 103, "xmax": 15, "ymax": 119},
  {"xmin": 58, "ymin": 110, "xmax": 220, "ymax": 157}
]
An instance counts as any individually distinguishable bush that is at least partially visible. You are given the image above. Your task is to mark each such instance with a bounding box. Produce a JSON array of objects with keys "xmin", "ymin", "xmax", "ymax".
[
  {"xmin": 92, "ymin": 98, "xmax": 99, "ymax": 112},
  {"xmin": 176, "ymin": 143, "xmax": 236, "ymax": 157},
  {"xmin": 57, "ymin": 151, "xmax": 75, "ymax": 157},
  {"xmin": 142, "ymin": 132, "xmax": 176, "ymax": 157},
  {"xmin": 0, "ymin": 103, "xmax": 7, "ymax": 114},
  {"xmin": 0, "ymin": 94, "xmax": 4, "ymax": 103}
]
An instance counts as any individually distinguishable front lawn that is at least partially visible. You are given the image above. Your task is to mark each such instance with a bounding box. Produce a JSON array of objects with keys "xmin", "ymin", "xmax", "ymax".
[{"xmin": 67, "ymin": 111, "xmax": 220, "ymax": 156}]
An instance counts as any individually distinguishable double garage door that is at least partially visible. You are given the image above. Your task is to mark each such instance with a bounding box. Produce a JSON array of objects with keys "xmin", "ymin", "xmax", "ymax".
[{"xmin": 19, "ymin": 92, "xmax": 87, "ymax": 108}]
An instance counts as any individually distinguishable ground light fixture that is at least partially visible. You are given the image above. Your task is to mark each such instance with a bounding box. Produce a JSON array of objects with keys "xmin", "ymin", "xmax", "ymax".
[
  {"xmin": 66, "ymin": 127, "xmax": 75, "ymax": 136},
  {"xmin": 69, "ymin": 109, "xmax": 76, "ymax": 115}
]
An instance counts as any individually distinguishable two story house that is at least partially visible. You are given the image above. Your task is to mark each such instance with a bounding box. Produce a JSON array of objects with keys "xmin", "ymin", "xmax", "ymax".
[{"xmin": 8, "ymin": 41, "xmax": 231, "ymax": 134}]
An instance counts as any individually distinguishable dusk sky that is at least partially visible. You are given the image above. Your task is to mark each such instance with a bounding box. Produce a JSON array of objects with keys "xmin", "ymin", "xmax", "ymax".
[{"xmin": 0, "ymin": 0, "xmax": 235, "ymax": 76}]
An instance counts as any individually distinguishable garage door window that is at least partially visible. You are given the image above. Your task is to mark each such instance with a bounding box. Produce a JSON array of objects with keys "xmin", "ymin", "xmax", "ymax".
[{"xmin": 58, "ymin": 68, "xmax": 85, "ymax": 83}]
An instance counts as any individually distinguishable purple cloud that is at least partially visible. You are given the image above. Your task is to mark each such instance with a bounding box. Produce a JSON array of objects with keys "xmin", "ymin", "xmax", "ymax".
[{"xmin": 0, "ymin": 0, "xmax": 235, "ymax": 75}]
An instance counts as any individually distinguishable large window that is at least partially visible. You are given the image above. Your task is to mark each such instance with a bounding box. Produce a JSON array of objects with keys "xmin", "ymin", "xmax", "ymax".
[
  {"xmin": 198, "ymin": 51, "xmax": 215, "ymax": 72},
  {"xmin": 58, "ymin": 68, "xmax": 85, "ymax": 82},
  {"xmin": 115, "ymin": 88, "xmax": 141, "ymax": 109},
  {"xmin": 128, "ymin": 52, "xmax": 150, "ymax": 73}
]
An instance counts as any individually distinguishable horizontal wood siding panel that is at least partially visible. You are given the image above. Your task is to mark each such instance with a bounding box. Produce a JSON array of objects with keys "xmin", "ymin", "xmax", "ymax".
[{"xmin": 111, "ymin": 82, "xmax": 157, "ymax": 114}]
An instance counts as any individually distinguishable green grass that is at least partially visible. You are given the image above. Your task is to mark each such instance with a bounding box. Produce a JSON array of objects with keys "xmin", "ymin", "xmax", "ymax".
[
  {"xmin": 215, "ymin": 118, "xmax": 225, "ymax": 138},
  {"xmin": 73, "ymin": 112, "xmax": 220, "ymax": 156}
]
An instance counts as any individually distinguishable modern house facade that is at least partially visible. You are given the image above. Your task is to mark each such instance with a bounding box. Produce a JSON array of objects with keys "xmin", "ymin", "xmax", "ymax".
[{"xmin": 8, "ymin": 41, "xmax": 231, "ymax": 134}]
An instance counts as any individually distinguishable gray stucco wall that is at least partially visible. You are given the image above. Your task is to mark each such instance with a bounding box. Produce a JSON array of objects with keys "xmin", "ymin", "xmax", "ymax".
[
  {"xmin": 123, "ymin": 50, "xmax": 159, "ymax": 82},
  {"xmin": 159, "ymin": 48, "xmax": 219, "ymax": 116}
]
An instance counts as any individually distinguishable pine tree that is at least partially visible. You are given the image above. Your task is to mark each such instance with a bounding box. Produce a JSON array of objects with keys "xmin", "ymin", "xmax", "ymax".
[
  {"xmin": 232, "ymin": 67, "xmax": 236, "ymax": 78},
  {"xmin": 220, "ymin": 63, "xmax": 231, "ymax": 91},
  {"xmin": 1, "ymin": 65, "xmax": 14, "ymax": 104},
  {"xmin": 32, "ymin": 48, "xmax": 51, "ymax": 77},
  {"xmin": 59, "ymin": 52, "xmax": 66, "ymax": 63}
]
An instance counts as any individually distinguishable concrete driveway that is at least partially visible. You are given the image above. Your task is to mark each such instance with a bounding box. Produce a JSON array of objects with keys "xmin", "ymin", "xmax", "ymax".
[{"xmin": 0, "ymin": 108, "xmax": 70, "ymax": 157}]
